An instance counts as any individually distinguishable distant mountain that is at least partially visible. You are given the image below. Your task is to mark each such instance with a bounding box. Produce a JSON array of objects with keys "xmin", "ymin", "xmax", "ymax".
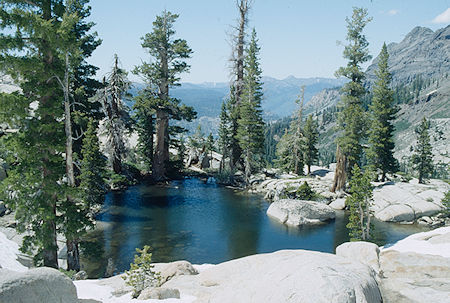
[
  {"xmin": 366, "ymin": 25, "xmax": 450, "ymax": 86},
  {"xmin": 130, "ymin": 76, "xmax": 346, "ymax": 134}
]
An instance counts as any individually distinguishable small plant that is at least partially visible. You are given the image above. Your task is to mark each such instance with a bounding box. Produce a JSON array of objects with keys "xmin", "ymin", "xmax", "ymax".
[
  {"xmin": 122, "ymin": 245, "xmax": 161, "ymax": 298},
  {"xmin": 59, "ymin": 268, "xmax": 76, "ymax": 279},
  {"xmin": 296, "ymin": 182, "xmax": 315, "ymax": 200},
  {"xmin": 442, "ymin": 190, "xmax": 450, "ymax": 216}
]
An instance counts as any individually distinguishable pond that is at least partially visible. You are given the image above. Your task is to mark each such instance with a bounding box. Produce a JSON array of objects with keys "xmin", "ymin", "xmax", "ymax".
[{"xmin": 81, "ymin": 177, "xmax": 430, "ymax": 278}]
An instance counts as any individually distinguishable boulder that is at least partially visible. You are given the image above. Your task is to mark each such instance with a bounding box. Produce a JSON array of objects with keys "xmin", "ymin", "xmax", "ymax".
[
  {"xmin": 0, "ymin": 267, "xmax": 78, "ymax": 303},
  {"xmin": 267, "ymin": 199, "xmax": 335, "ymax": 226},
  {"xmin": 164, "ymin": 250, "xmax": 381, "ymax": 303},
  {"xmin": 378, "ymin": 227, "xmax": 450, "ymax": 302},
  {"xmin": 372, "ymin": 180, "xmax": 449, "ymax": 222},
  {"xmin": 379, "ymin": 250, "xmax": 450, "ymax": 303},
  {"xmin": 137, "ymin": 287, "xmax": 180, "ymax": 300},
  {"xmin": 336, "ymin": 241, "xmax": 380, "ymax": 273},
  {"xmin": 159, "ymin": 260, "xmax": 198, "ymax": 284},
  {"xmin": 329, "ymin": 198, "xmax": 346, "ymax": 210}
]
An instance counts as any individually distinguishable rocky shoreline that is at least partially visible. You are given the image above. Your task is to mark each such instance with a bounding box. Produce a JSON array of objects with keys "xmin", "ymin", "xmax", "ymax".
[{"xmin": 1, "ymin": 226, "xmax": 449, "ymax": 302}]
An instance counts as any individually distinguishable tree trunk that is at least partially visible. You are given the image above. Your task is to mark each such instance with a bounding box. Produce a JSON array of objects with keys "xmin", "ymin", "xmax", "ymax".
[
  {"xmin": 43, "ymin": 211, "xmax": 58, "ymax": 268},
  {"xmin": 62, "ymin": 53, "xmax": 81, "ymax": 271},
  {"xmin": 331, "ymin": 145, "xmax": 347, "ymax": 192},
  {"xmin": 153, "ymin": 110, "xmax": 169, "ymax": 181},
  {"xmin": 66, "ymin": 239, "xmax": 80, "ymax": 272},
  {"xmin": 307, "ymin": 164, "xmax": 311, "ymax": 175}
]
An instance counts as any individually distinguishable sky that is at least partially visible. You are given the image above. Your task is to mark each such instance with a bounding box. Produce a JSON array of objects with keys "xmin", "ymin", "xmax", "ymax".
[{"xmin": 87, "ymin": 0, "xmax": 450, "ymax": 84}]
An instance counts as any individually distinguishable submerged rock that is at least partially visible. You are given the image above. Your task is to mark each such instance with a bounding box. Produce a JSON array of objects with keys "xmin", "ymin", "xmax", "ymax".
[{"xmin": 267, "ymin": 199, "xmax": 335, "ymax": 226}]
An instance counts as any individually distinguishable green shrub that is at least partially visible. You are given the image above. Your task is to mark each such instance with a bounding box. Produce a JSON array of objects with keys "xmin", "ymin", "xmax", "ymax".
[
  {"xmin": 442, "ymin": 190, "xmax": 450, "ymax": 216},
  {"xmin": 122, "ymin": 245, "xmax": 161, "ymax": 298},
  {"xmin": 296, "ymin": 182, "xmax": 315, "ymax": 200}
]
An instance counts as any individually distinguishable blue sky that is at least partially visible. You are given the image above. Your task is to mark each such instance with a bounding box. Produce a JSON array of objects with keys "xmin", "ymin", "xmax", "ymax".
[{"xmin": 87, "ymin": 0, "xmax": 450, "ymax": 83}]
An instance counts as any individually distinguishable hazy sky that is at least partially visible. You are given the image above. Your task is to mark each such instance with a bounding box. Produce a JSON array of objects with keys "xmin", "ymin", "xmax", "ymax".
[{"xmin": 87, "ymin": 0, "xmax": 450, "ymax": 83}]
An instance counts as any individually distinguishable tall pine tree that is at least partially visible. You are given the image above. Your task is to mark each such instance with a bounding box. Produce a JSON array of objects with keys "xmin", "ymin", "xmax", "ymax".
[
  {"xmin": 332, "ymin": 7, "xmax": 372, "ymax": 192},
  {"xmin": 229, "ymin": 0, "xmax": 251, "ymax": 170},
  {"xmin": 367, "ymin": 43, "xmax": 398, "ymax": 181},
  {"xmin": 99, "ymin": 55, "xmax": 130, "ymax": 175},
  {"xmin": 218, "ymin": 101, "xmax": 232, "ymax": 173},
  {"xmin": 133, "ymin": 10, "xmax": 195, "ymax": 181},
  {"xmin": 0, "ymin": 0, "xmax": 77, "ymax": 268},
  {"xmin": 236, "ymin": 28, "xmax": 265, "ymax": 185},
  {"xmin": 412, "ymin": 117, "xmax": 433, "ymax": 184}
]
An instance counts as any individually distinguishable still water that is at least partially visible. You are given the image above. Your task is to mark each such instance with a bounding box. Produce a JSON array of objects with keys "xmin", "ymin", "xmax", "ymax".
[{"xmin": 81, "ymin": 177, "xmax": 430, "ymax": 277}]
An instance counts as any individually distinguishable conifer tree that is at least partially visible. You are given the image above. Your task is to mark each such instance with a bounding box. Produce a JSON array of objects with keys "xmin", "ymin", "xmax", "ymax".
[
  {"xmin": 0, "ymin": 0, "xmax": 81, "ymax": 268},
  {"xmin": 99, "ymin": 55, "xmax": 130, "ymax": 175},
  {"xmin": 133, "ymin": 88, "xmax": 155, "ymax": 172},
  {"xmin": 218, "ymin": 101, "xmax": 232, "ymax": 172},
  {"xmin": 303, "ymin": 114, "xmax": 319, "ymax": 175},
  {"xmin": 229, "ymin": 0, "xmax": 251, "ymax": 170},
  {"xmin": 206, "ymin": 133, "xmax": 214, "ymax": 168},
  {"xmin": 275, "ymin": 88, "xmax": 305, "ymax": 175},
  {"xmin": 236, "ymin": 28, "xmax": 265, "ymax": 185},
  {"xmin": 412, "ymin": 117, "xmax": 433, "ymax": 184},
  {"xmin": 367, "ymin": 43, "xmax": 398, "ymax": 181},
  {"xmin": 346, "ymin": 165, "xmax": 374, "ymax": 241},
  {"xmin": 332, "ymin": 7, "xmax": 372, "ymax": 192},
  {"xmin": 133, "ymin": 10, "xmax": 195, "ymax": 181},
  {"xmin": 62, "ymin": 119, "xmax": 106, "ymax": 271}
]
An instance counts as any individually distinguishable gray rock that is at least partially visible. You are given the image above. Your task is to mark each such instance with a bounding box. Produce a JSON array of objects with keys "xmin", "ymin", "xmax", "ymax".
[
  {"xmin": 379, "ymin": 250, "xmax": 450, "ymax": 303},
  {"xmin": 164, "ymin": 250, "xmax": 381, "ymax": 303},
  {"xmin": 73, "ymin": 270, "xmax": 88, "ymax": 280},
  {"xmin": 267, "ymin": 199, "xmax": 335, "ymax": 226},
  {"xmin": 0, "ymin": 267, "xmax": 78, "ymax": 303},
  {"xmin": 329, "ymin": 198, "xmax": 346, "ymax": 210},
  {"xmin": 159, "ymin": 260, "xmax": 198, "ymax": 284},
  {"xmin": 336, "ymin": 241, "xmax": 380, "ymax": 273},
  {"xmin": 137, "ymin": 287, "xmax": 180, "ymax": 300}
]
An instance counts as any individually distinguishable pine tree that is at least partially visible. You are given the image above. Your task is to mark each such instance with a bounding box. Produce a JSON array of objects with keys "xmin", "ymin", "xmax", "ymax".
[
  {"xmin": 411, "ymin": 117, "xmax": 433, "ymax": 184},
  {"xmin": 62, "ymin": 119, "xmax": 106, "ymax": 271},
  {"xmin": 218, "ymin": 101, "xmax": 232, "ymax": 172},
  {"xmin": 236, "ymin": 28, "xmax": 265, "ymax": 185},
  {"xmin": 367, "ymin": 43, "xmax": 398, "ymax": 181},
  {"xmin": 275, "ymin": 88, "xmax": 305, "ymax": 174},
  {"xmin": 303, "ymin": 114, "xmax": 319, "ymax": 175},
  {"xmin": 99, "ymin": 55, "xmax": 131, "ymax": 175},
  {"xmin": 332, "ymin": 7, "xmax": 372, "ymax": 192},
  {"xmin": 133, "ymin": 88, "xmax": 155, "ymax": 172},
  {"xmin": 229, "ymin": 0, "xmax": 251, "ymax": 170},
  {"xmin": 133, "ymin": 10, "xmax": 195, "ymax": 181},
  {"xmin": 0, "ymin": 0, "xmax": 78, "ymax": 268},
  {"xmin": 206, "ymin": 133, "xmax": 214, "ymax": 168},
  {"xmin": 346, "ymin": 165, "xmax": 374, "ymax": 241}
]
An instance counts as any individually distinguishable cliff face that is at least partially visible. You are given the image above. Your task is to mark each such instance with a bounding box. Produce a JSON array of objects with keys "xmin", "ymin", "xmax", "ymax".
[{"xmin": 366, "ymin": 25, "xmax": 450, "ymax": 85}]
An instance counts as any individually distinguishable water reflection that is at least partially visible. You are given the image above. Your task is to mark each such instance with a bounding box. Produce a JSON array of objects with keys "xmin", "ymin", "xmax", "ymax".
[{"xmin": 81, "ymin": 177, "xmax": 431, "ymax": 278}]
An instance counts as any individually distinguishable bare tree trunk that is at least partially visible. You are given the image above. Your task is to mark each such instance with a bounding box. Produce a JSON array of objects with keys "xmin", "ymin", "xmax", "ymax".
[
  {"xmin": 153, "ymin": 110, "xmax": 169, "ymax": 181},
  {"xmin": 331, "ymin": 145, "xmax": 347, "ymax": 192},
  {"xmin": 359, "ymin": 202, "xmax": 365, "ymax": 240},
  {"xmin": 365, "ymin": 200, "xmax": 371, "ymax": 240},
  {"xmin": 61, "ymin": 53, "xmax": 81, "ymax": 271}
]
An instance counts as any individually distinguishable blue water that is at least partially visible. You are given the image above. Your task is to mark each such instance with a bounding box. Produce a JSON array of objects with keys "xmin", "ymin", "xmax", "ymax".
[{"xmin": 81, "ymin": 177, "xmax": 429, "ymax": 277}]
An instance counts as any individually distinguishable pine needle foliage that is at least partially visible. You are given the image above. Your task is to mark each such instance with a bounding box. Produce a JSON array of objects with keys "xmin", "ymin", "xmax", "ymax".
[
  {"xmin": 346, "ymin": 165, "xmax": 374, "ymax": 241},
  {"xmin": 411, "ymin": 117, "xmax": 434, "ymax": 184},
  {"xmin": 123, "ymin": 245, "xmax": 161, "ymax": 298},
  {"xmin": 367, "ymin": 43, "xmax": 398, "ymax": 181}
]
